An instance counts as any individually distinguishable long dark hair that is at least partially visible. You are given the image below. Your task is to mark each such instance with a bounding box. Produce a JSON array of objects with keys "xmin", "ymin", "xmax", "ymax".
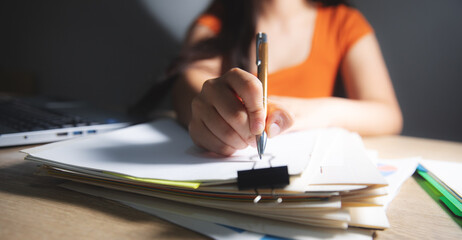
[{"xmin": 130, "ymin": 0, "xmax": 348, "ymax": 116}]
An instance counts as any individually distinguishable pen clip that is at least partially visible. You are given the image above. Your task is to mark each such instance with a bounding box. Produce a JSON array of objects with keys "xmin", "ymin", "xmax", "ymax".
[{"xmin": 256, "ymin": 32, "xmax": 267, "ymax": 67}]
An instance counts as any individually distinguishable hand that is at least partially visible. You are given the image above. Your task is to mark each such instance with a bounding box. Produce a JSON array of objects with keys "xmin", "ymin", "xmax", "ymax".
[{"xmin": 189, "ymin": 68, "xmax": 266, "ymax": 156}]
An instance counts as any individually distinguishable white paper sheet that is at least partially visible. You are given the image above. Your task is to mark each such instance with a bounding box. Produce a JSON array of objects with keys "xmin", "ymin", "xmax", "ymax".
[
  {"xmin": 23, "ymin": 118, "xmax": 318, "ymax": 181},
  {"xmin": 286, "ymin": 129, "xmax": 388, "ymax": 192}
]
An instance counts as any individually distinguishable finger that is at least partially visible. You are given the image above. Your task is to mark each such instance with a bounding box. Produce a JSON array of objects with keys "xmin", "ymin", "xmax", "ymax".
[
  {"xmin": 224, "ymin": 68, "xmax": 266, "ymax": 135},
  {"xmin": 266, "ymin": 102, "xmax": 294, "ymax": 138},
  {"xmin": 201, "ymin": 79, "xmax": 255, "ymax": 145},
  {"xmin": 189, "ymin": 116, "xmax": 237, "ymax": 156},
  {"xmin": 192, "ymin": 96, "xmax": 248, "ymax": 150}
]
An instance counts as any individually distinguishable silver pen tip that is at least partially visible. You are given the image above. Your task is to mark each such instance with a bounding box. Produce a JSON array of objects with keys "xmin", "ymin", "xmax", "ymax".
[{"xmin": 256, "ymin": 131, "xmax": 267, "ymax": 160}]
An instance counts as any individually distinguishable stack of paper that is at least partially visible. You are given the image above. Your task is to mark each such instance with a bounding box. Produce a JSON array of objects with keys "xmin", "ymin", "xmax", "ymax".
[{"xmin": 22, "ymin": 118, "xmax": 393, "ymax": 239}]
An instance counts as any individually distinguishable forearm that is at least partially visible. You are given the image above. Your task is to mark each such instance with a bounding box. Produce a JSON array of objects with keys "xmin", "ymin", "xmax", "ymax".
[
  {"xmin": 172, "ymin": 75, "xmax": 198, "ymax": 127},
  {"xmin": 272, "ymin": 96, "xmax": 403, "ymax": 136}
]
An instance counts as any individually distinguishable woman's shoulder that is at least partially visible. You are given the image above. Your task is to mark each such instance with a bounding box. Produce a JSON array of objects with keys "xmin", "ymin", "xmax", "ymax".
[
  {"xmin": 315, "ymin": 4, "xmax": 374, "ymax": 60},
  {"xmin": 318, "ymin": 4, "xmax": 369, "ymax": 26},
  {"xmin": 317, "ymin": 4, "xmax": 373, "ymax": 41}
]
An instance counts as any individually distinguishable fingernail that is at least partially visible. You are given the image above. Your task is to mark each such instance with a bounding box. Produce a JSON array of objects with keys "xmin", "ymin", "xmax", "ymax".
[{"xmin": 268, "ymin": 123, "xmax": 280, "ymax": 137}]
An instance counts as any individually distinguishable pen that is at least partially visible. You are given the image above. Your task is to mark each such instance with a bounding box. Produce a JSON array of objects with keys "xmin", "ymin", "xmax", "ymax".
[{"xmin": 256, "ymin": 32, "xmax": 268, "ymax": 160}]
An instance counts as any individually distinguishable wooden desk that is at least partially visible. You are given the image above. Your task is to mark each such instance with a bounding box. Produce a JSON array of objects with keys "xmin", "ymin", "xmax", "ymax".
[{"xmin": 1, "ymin": 136, "xmax": 461, "ymax": 239}]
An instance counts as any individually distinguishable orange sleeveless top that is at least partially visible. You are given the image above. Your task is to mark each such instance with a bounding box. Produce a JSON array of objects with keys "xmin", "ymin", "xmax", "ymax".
[{"xmin": 197, "ymin": 5, "xmax": 373, "ymax": 98}]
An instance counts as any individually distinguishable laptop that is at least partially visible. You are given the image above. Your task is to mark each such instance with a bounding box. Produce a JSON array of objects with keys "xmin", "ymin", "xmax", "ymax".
[{"xmin": 0, "ymin": 96, "xmax": 135, "ymax": 147}]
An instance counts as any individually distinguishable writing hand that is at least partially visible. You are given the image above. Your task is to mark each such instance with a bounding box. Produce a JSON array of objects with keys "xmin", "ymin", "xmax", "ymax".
[{"xmin": 189, "ymin": 68, "xmax": 266, "ymax": 156}]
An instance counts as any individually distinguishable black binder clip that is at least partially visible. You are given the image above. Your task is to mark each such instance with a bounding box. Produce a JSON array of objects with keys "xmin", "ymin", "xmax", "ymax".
[
  {"xmin": 237, "ymin": 154, "xmax": 290, "ymax": 203},
  {"xmin": 237, "ymin": 165, "xmax": 289, "ymax": 190}
]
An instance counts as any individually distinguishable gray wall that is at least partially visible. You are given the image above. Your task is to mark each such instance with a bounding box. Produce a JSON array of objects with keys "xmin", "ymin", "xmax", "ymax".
[
  {"xmin": 1, "ymin": 0, "xmax": 462, "ymax": 142},
  {"xmin": 352, "ymin": 0, "xmax": 462, "ymax": 142},
  {"xmin": 0, "ymin": 0, "xmax": 209, "ymax": 111}
]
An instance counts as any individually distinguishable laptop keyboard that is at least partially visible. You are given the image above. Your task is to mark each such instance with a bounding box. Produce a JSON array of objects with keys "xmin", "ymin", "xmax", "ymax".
[{"xmin": 0, "ymin": 99, "xmax": 98, "ymax": 134}]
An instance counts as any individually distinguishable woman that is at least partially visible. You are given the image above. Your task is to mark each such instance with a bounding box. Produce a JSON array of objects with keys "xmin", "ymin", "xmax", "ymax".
[{"xmin": 171, "ymin": 0, "xmax": 402, "ymax": 155}]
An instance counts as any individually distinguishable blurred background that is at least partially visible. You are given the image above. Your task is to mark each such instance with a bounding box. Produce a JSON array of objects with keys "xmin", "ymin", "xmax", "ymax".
[{"xmin": 1, "ymin": 0, "xmax": 461, "ymax": 142}]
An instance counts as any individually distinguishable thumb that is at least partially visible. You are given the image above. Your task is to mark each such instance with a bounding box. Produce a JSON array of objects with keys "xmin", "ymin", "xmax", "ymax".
[{"xmin": 266, "ymin": 104, "xmax": 294, "ymax": 138}]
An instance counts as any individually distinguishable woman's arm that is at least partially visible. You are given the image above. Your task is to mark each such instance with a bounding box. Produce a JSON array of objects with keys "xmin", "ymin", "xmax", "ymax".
[
  {"xmin": 172, "ymin": 24, "xmax": 221, "ymax": 127},
  {"xmin": 172, "ymin": 58, "xmax": 221, "ymax": 127},
  {"xmin": 266, "ymin": 33, "xmax": 403, "ymax": 137}
]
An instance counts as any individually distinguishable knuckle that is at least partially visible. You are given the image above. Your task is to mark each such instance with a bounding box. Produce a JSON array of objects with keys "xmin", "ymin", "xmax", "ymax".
[
  {"xmin": 279, "ymin": 110, "xmax": 295, "ymax": 129},
  {"xmin": 229, "ymin": 110, "xmax": 248, "ymax": 125},
  {"xmin": 245, "ymin": 78, "xmax": 261, "ymax": 91},
  {"xmin": 228, "ymin": 67, "xmax": 242, "ymax": 74},
  {"xmin": 190, "ymin": 97, "xmax": 203, "ymax": 112},
  {"xmin": 246, "ymin": 135, "xmax": 256, "ymax": 144},
  {"xmin": 221, "ymin": 127, "xmax": 237, "ymax": 140},
  {"xmin": 250, "ymin": 109, "xmax": 265, "ymax": 119},
  {"xmin": 221, "ymin": 130, "xmax": 246, "ymax": 149},
  {"xmin": 222, "ymin": 119, "xmax": 253, "ymax": 148},
  {"xmin": 215, "ymin": 144, "xmax": 235, "ymax": 156},
  {"xmin": 236, "ymin": 143, "xmax": 248, "ymax": 150},
  {"xmin": 201, "ymin": 79, "xmax": 214, "ymax": 92}
]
